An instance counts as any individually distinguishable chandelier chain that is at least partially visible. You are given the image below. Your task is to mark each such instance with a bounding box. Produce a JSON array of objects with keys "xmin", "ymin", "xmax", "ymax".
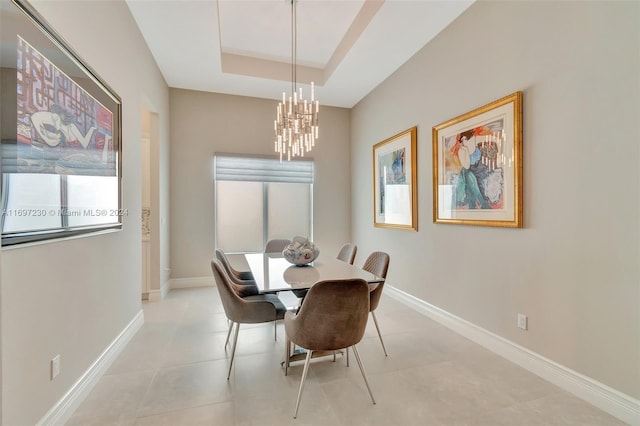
[{"xmin": 291, "ymin": 0, "xmax": 296, "ymax": 95}]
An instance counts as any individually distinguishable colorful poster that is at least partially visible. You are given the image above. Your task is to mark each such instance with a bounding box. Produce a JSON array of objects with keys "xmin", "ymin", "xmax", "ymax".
[
  {"xmin": 443, "ymin": 119, "xmax": 505, "ymax": 211},
  {"xmin": 15, "ymin": 36, "xmax": 115, "ymax": 176}
]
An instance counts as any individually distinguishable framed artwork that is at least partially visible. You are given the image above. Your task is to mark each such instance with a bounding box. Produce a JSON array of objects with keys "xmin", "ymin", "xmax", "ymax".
[
  {"xmin": 373, "ymin": 126, "xmax": 417, "ymax": 231},
  {"xmin": 432, "ymin": 92, "xmax": 522, "ymax": 227},
  {"xmin": 1, "ymin": 0, "xmax": 123, "ymax": 246}
]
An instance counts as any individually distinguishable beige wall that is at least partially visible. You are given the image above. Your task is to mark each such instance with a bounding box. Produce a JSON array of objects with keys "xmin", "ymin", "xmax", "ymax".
[
  {"xmin": 0, "ymin": 1, "xmax": 170, "ymax": 424},
  {"xmin": 351, "ymin": 1, "xmax": 639, "ymax": 398},
  {"xmin": 169, "ymin": 90, "xmax": 351, "ymax": 279}
]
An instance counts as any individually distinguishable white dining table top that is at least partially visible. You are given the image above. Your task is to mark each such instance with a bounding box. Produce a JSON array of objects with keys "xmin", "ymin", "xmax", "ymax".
[{"xmin": 226, "ymin": 252, "xmax": 383, "ymax": 294}]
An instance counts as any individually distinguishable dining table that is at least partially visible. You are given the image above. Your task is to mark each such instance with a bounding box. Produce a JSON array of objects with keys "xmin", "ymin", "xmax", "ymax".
[
  {"xmin": 224, "ymin": 251, "xmax": 384, "ymax": 366},
  {"xmin": 225, "ymin": 251, "xmax": 384, "ymax": 294}
]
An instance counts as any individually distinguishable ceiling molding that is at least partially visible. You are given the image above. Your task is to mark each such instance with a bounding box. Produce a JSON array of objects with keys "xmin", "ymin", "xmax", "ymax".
[
  {"xmin": 220, "ymin": 53, "xmax": 325, "ymax": 85},
  {"xmin": 126, "ymin": 0, "xmax": 475, "ymax": 108}
]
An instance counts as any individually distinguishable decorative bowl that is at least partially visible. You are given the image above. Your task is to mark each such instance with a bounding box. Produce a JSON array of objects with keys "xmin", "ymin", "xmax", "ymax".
[{"xmin": 282, "ymin": 236, "xmax": 319, "ymax": 266}]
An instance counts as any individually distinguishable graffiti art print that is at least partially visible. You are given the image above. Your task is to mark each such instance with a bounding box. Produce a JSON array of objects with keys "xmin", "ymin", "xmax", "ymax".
[
  {"xmin": 1, "ymin": 0, "xmax": 122, "ymax": 246},
  {"xmin": 16, "ymin": 36, "xmax": 115, "ymax": 176}
]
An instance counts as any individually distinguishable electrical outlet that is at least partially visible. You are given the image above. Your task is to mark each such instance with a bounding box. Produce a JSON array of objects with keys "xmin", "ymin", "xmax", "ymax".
[
  {"xmin": 517, "ymin": 313, "xmax": 528, "ymax": 330},
  {"xmin": 51, "ymin": 355, "xmax": 61, "ymax": 380}
]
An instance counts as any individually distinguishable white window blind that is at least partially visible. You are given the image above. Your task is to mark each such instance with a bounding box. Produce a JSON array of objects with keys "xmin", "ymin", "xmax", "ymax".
[
  {"xmin": 214, "ymin": 154, "xmax": 314, "ymax": 252},
  {"xmin": 214, "ymin": 154, "xmax": 313, "ymax": 184}
]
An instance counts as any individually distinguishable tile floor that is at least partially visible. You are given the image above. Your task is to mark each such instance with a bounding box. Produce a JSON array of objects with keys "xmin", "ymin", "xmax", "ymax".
[{"xmin": 66, "ymin": 287, "xmax": 625, "ymax": 425}]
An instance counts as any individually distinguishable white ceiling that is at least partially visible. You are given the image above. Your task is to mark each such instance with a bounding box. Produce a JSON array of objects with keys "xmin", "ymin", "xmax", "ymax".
[{"xmin": 125, "ymin": 0, "xmax": 474, "ymax": 108}]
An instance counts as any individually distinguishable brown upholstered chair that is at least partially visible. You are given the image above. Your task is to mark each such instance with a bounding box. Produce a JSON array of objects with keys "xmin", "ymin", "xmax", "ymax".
[
  {"xmin": 264, "ymin": 238, "xmax": 291, "ymax": 253},
  {"xmin": 211, "ymin": 260, "xmax": 287, "ymax": 379},
  {"xmin": 336, "ymin": 243, "xmax": 357, "ymax": 265},
  {"xmin": 284, "ymin": 279, "xmax": 376, "ymax": 418},
  {"xmin": 362, "ymin": 251, "xmax": 390, "ymax": 356}
]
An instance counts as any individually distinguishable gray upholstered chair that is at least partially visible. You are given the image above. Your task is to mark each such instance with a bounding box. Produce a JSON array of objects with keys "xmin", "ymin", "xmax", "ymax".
[
  {"xmin": 215, "ymin": 249, "xmax": 258, "ymax": 296},
  {"xmin": 336, "ymin": 243, "xmax": 357, "ymax": 264},
  {"xmin": 284, "ymin": 279, "xmax": 376, "ymax": 418},
  {"xmin": 215, "ymin": 249, "xmax": 262, "ymax": 347},
  {"xmin": 264, "ymin": 238, "xmax": 291, "ymax": 253},
  {"xmin": 215, "ymin": 248, "xmax": 254, "ymax": 280},
  {"xmin": 211, "ymin": 260, "xmax": 287, "ymax": 379},
  {"xmin": 362, "ymin": 251, "xmax": 390, "ymax": 356}
]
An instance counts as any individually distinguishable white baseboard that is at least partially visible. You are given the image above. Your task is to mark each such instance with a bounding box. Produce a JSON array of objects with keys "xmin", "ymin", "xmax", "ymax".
[
  {"xmin": 148, "ymin": 277, "xmax": 172, "ymax": 302},
  {"xmin": 386, "ymin": 285, "xmax": 640, "ymax": 426},
  {"xmin": 147, "ymin": 290, "xmax": 162, "ymax": 302},
  {"xmin": 37, "ymin": 310, "xmax": 144, "ymax": 426},
  {"xmin": 169, "ymin": 276, "xmax": 213, "ymax": 289}
]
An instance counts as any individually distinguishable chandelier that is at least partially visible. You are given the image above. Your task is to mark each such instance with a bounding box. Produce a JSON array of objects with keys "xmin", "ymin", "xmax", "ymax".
[{"xmin": 274, "ymin": 0, "xmax": 319, "ymax": 162}]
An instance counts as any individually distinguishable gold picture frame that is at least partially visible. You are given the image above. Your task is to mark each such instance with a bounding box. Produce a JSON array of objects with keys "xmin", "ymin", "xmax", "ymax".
[
  {"xmin": 373, "ymin": 126, "xmax": 417, "ymax": 231},
  {"xmin": 432, "ymin": 92, "xmax": 523, "ymax": 228}
]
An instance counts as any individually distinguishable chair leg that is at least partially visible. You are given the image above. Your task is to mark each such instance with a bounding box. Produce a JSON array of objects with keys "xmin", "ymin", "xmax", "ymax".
[
  {"xmin": 284, "ymin": 336, "xmax": 291, "ymax": 376},
  {"xmin": 346, "ymin": 346, "xmax": 350, "ymax": 367},
  {"xmin": 225, "ymin": 321, "xmax": 234, "ymax": 349},
  {"xmin": 351, "ymin": 345, "xmax": 376, "ymax": 405},
  {"xmin": 274, "ymin": 319, "xmax": 278, "ymax": 341},
  {"xmin": 371, "ymin": 311, "xmax": 388, "ymax": 356},
  {"xmin": 293, "ymin": 350, "xmax": 313, "ymax": 419},
  {"xmin": 227, "ymin": 323, "xmax": 240, "ymax": 380}
]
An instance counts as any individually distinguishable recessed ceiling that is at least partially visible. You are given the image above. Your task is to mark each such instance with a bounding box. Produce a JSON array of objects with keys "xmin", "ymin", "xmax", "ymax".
[{"xmin": 126, "ymin": 0, "xmax": 474, "ymax": 108}]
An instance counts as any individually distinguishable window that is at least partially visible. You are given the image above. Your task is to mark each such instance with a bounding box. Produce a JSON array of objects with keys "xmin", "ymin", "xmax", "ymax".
[
  {"xmin": 2, "ymin": 173, "xmax": 62, "ymax": 233},
  {"xmin": 214, "ymin": 154, "xmax": 313, "ymax": 252},
  {"xmin": 1, "ymin": 173, "xmax": 121, "ymax": 245}
]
